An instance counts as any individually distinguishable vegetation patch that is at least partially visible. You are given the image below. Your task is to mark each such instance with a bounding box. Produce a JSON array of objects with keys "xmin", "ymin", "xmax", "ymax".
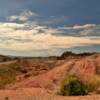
[
  {"xmin": 0, "ymin": 62, "xmax": 21, "ymax": 89},
  {"xmin": 60, "ymin": 75, "xmax": 88, "ymax": 96}
]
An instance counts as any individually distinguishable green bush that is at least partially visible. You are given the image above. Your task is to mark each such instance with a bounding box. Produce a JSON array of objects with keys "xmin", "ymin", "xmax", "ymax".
[{"xmin": 60, "ymin": 75, "xmax": 88, "ymax": 96}]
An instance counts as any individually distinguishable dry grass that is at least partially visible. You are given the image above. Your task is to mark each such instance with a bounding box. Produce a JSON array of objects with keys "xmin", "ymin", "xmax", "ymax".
[{"xmin": 85, "ymin": 75, "xmax": 100, "ymax": 92}]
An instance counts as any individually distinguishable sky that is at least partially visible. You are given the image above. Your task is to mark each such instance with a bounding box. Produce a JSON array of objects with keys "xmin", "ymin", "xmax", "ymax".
[{"xmin": 0, "ymin": 0, "xmax": 100, "ymax": 57}]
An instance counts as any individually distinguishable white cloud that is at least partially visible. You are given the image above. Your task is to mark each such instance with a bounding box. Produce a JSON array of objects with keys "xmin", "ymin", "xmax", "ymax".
[
  {"xmin": 0, "ymin": 22, "xmax": 99, "ymax": 51},
  {"xmin": 7, "ymin": 10, "xmax": 38, "ymax": 22},
  {"xmin": 73, "ymin": 24, "xmax": 96, "ymax": 29}
]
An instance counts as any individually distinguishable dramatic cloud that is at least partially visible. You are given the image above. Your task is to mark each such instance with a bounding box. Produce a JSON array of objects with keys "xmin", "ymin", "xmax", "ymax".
[
  {"xmin": 0, "ymin": 0, "xmax": 100, "ymax": 57},
  {"xmin": 0, "ymin": 20, "xmax": 99, "ymax": 56}
]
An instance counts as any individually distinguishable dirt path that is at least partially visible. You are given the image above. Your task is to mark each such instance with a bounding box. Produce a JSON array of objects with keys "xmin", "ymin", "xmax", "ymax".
[{"xmin": 0, "ymin": 88, "xmax": 100, "ymax": 100}]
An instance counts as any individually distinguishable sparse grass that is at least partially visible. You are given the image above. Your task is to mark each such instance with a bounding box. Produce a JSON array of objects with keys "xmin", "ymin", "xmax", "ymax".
[
  {"xmin": 0, "ymin": 68, "xmax": 16, "ymax": 89},
  {"xmin": 0, "ymin": 62, "xmax": 21, "ymax": 89},
  {"xmin": 85, "ymin": 76, "xmax": 100, "ymax": 92}
]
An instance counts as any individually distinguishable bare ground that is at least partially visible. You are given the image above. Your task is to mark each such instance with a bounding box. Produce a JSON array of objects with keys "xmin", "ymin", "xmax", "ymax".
[{"xmin": 0, "ymin": 88, "xmax": 100, "ymax": 100}]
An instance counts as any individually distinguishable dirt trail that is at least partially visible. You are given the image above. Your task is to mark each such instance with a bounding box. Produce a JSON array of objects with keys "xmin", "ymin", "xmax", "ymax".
[
  {"xmin": 9, "ymin": 60, "xmax": 75, "ymax": 89},
  {"xmin": 0, "ymin": 88, "xmax": 100, "ymax": 100}
]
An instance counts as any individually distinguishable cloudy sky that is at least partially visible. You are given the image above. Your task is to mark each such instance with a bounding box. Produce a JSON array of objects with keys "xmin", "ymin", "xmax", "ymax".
[{"xmin": 0, "ymin": 0, "xmax": 100, "ymax": 57}]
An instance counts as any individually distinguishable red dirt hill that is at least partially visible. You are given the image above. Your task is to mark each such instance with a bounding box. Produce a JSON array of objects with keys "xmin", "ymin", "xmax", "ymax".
[{"xmin": 8, "ymin": 54, "xmax": 100, "ymax": 92}]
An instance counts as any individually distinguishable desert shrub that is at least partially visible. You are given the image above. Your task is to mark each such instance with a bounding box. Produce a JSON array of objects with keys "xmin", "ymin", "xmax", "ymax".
[
  {"xmin": 24, "ymin": 74, "xmax": 30, "ymax": 78},
  {"xmin": 60, "ymin": 75, "xmax": 88, "ymax": 96},
  {"xmin": 85, "ymin": 76, "xmax": 100, "ymax": 92},
  {"xmin": 96, "ymin": 90, "xmax": 100, "ymax": 94},
  {"xmin": 95, "ymin": 66, "xmax": 100, "ymax": 75},
  {"xmin": 4, "ymin": 97, "xmax": 9, "ymax": 100},
  {"xmin": 15, "ymin": 66, "xmax": 27, "ymax": 74}
]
